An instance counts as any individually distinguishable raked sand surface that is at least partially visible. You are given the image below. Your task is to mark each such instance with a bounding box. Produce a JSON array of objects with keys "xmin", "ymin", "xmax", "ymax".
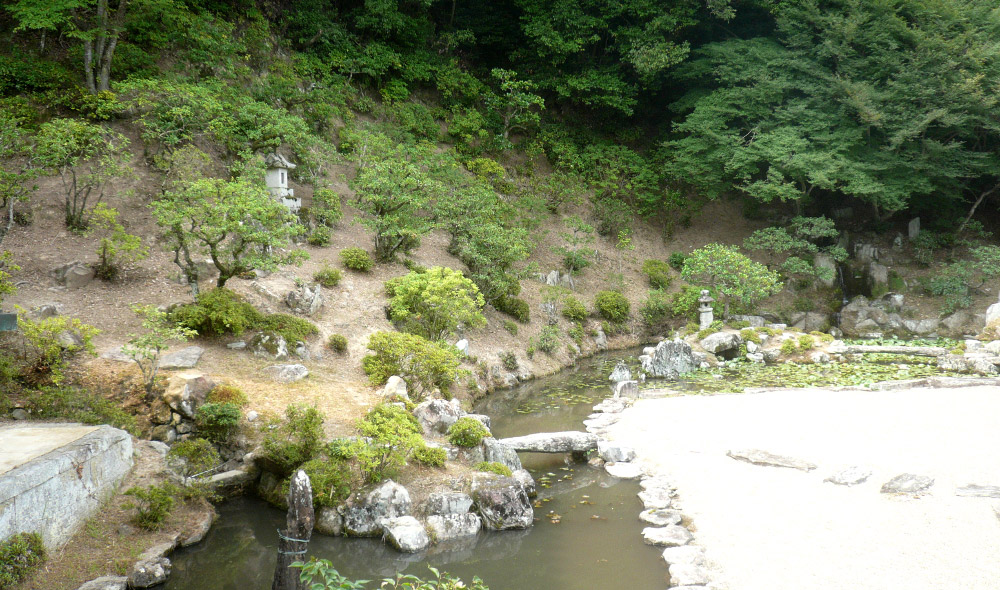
[{"xmin": 605, "ymin": 386, "xmax": 1000, "ymax": 590}]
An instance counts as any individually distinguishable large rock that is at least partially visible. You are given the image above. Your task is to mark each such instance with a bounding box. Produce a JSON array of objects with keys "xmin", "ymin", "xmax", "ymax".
[
  {"xmin": 315, "ymin": 507, "xmax": 343, "ymax": 536},
  {"xmin": 613, "ymin": 380, "xmax": 639, "ymax": 398},
  {"xmin": 481, "ymin": 437, "xmax": 522, "ymax": 472},
  {"xmin": 250, "ymin": 331, "xmax": 288, "ymax": 360},
  {"xmin": 161, "ymin": 372, "xmax": 215, "ymax": 419},
  {"xmin": 180, "ymin": 510, "xmax": 215, "ymax": 546},
  {"xmin": 425, "ymin": 513, "xmax": 481, "ymax": 543},
  {"xmin": 51, "ymin": 261, "xmax": 94, "ymax": 289},
  {"xmin": 608, "ymin": 361, "xmax": 631, "ymax": 382},
  {"xmin": 76, "ymin": 576, "xmax": 128, "ymax": 590},
  {"xmin": 700, "ymin": 331, "xmax": 741, "ymax": 355},
  {"xmin": 641, "ymin": 508, "xmax": 683, "ymax": 527},
  {"xmin": 425, "ymin": 492, "xmax": 473, "ymax": 515},
  {"xmin": 641, "ymin": 339, "xmax": 697, "ymax": 379},
  {"xmin": 511, "ymin": 469, "xmax": 537, "ymax": 497},
  {"xmin": 127, "ymin": 557, "xmax": 171, "ymax": 588},
  {"xmin": 413, "ymin": 399, "xmax": 465, "ymax": 435},
  {"xmin": 813, "ymin": 254, "xmax": 837, "ymax": 288},
  {"xmin": 824, "ymin": 466, "xmax": 872, "ymax": 487},
  {"xmin": 729, "ymin": 314, "xmax": 766, "ymax": 328},
  {"xmin": 159, "ymin": 346, "xmax": 204, "ymax": 370},
  {"xmin": 341, "ymin": 480, "xmax": 412, "ymax": 537},
  {"xmin": 903, "ymin": 318, "xmax": 941, "ymax": 335},
  {"xmin": 791, "ymin": 312, "xmax": 830, "ymax": 333},
  {"xmin": 597, "ymin": 440, "xmax": 635, "ymax": 463},
  {"xmin": 381, "ymin": 376, "xmax": 409, "ymax": 401},
  {"xmin": 471, "ymin": 475, "xmax": 533, "ymax": 530},
  {"xmin": 642, "ymin": 525, "xmax": 693, "ymax": 547},
  {"xmin": 285, "ymin": 283, "xmax": 324, "ymax": 316},
  {"xmin": 727, "ymin": 449, "xmax": 817, "ymax": 471},
  {"xmin": 604, "ymin": 462, "xmax": 644, "ymax": 479},
  {"xmin": 263, "ymin": 363, "xmax": 309, "ymax": 383},
  {"xmin": 383, "ymin": 516, "xmax": 430, "ymax": 553},
  {"xmin": 498, "ymin": 431, "xmax": 598, "ymax": 453},
  {"xmin": 880, "ymin": 473, "xmax": 934, "ymax": 494}
]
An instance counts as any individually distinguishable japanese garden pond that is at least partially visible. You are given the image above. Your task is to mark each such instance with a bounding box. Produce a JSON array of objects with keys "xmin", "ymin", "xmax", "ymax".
[{"xmin": 164, "ymin": 346, "xmax": 965, "ymax": 589}]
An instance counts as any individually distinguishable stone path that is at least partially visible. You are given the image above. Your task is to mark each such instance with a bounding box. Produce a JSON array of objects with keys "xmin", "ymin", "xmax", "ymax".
[{"xmin": 604, "ymin": 386, "xmax": 1000, "ymax": 590}]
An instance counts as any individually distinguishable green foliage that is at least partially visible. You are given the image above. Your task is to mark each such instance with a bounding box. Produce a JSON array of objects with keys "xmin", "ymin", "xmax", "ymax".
[
  {"xmin": 495, "ymin": 296, "xmax": 530, "ymax": 323},
  {"xmin": 413, "ymin": 445, "xmax": 447, "ymax": 468},
  {"xmin": 641, "ymin": 259, "xmax": 672, "ymax": 290},
  {"xmin": 294, "ymin": 561, "xmax": 489, "ymax": 590},
  {"xmin": 502, "ymin": 320, "xmax": 519, "ymax": 336},
  {"xmin": 681, "ymin": 244, "xmax": 782, "ymax": 317},
  {"xmin": 328, "ymin": 334, "xmax": 348, "ymax": 353},
  {"xmin": 313, "ymin": 266, "xmax": 342, "ymax": 287},
  {"xmin": 531, "ymin": 326, "xmax": 561, "ymax": 355},
  {"xmin": 152, "ymin": 178, "xmax": 306, "ymax": 294},
  {"xmin": 299, "ymin": 457, "xmax": 354, "ymax": 507},
  {"xmin": 780, "ymin": 339, "xmax": 798, "ymax": 355},
  {"xmin": 465, "ymin": 158, "xmax": 506, "ymax": 182},
  {"xmin": 594, "ymin": 291, "xmax": 630, "ymax": 323},
  {"xmin": 16, "ymin": 311, "xmax": 98, "ymax": 385},
  {"xmin": 697, "ymin": 321, "xmax": 724, "ymax": 340},
  {"xmin": 123, "ymin": 305, "xmax": 196, "ymax": 395},
  {"xmin": 744, "ymin": 217, "xmax": 844, "ymax": 285},
  {"xmin": 206, "ymin": 384, "xmax": 249, "ymax": 407},
  {"xmin": 911, "ymin": 232, "xmax": 943, "ymax": 266},
  {"xmin": 499, "ymin": 351, "xmax": 519, "ymax": 371},
  {"xmin": 196, "ymin": 402, "xmax": 241, "ymax": 444},
  {"xmin": 362, "ymin": 331, "xmax": 466, "ymax": 399},
  {"xmin": 124, "ymin": 483, "xmax": 179, "ymax": 531},
  {"xmin": 385, "ymin": 267, "xmax": 486, "ymax": 340},
  {"xmin": 261, "ymin": 404, "xmax": 326, "ymax": 476},
  {"xmin": 485, "ymin": 68, "xmax": 544, "ymax": 148},
  {"xmin": 24, "ymin": 386, "xmax": 137, "ymax": 434},
  {"xmin": 926, "ymin": 246, "xmax": 1000, "ymax": 313},
  {"xmin": 475, "ymin": 461, "xmax": 513, "ymax": 477},
  {"xmin": 740, "ymin": 328, "xmax": 761, "ymax": 345},
  {"xmin": 561, "ymin": 296, "xmax": 588, "ymax": 322},
  {"xmin": 168, "ymin": 439, "xmax": 221, "ymax": 480},
  {"xmin": 171, "ymin": 288, "xmax": 262, "ymax": 337},
  {"xmin": 86, "ymin": 203, "xmax": 148, "ymax": 281},
  {"xmin": 668, "ymin": 252, "xmax": 688, "ymax": 272},
  {"xmin": 447, "ymin": 417, "xmax": 491, "ymax": 448},
  {"xmin": 553, "ymin": 216, "xmax": 595, "ymax": 273},
  {"xmin": 640, "ymin": 289, "xmax": 671, "ymax": 327},
  {"xmin": 258, "ymin": 314, "xmax": 320, "ymax": 346},
  {"xmin": 798, "ymin": 335, "xmax": 815, "ymax": 350},
  {"xmin": 340, "ymin": 248, "xmax": 374, "ymax": 272},
  {"xmin": 0, "ymin": 253, "xmax": 20, "ymax": 308},
  {"xmin": 311, "ymin": 188, "xmax": 343, "ymax": 227},
  {"xmin": 354, "ymin": 403, "xmax": 423, "ymax": 483},
  {"xmin": 0, "ymin": 532, "xmax": 45, "ymax": 589},
  {"xmin": 307, "ymin": 226, "xmax": 332, "ymax": 247}
]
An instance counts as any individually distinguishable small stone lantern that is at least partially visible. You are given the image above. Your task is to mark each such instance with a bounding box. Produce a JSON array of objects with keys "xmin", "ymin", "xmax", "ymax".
[
  {"xmin": 264, "ymin": 153, "xmax": 301, "ymax": 213},
  {"xmin": 698, "ymin": 290, "xmax": 715, "ymax": 330}
]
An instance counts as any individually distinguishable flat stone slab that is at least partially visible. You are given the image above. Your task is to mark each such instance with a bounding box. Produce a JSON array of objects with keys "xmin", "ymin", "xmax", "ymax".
[
  {"xmin": 159, "ymin": 346, "xmax": 204, "ymax": 369},
  {"xmin": 76, "ymin": 576, "xmax": 128, "ymax": 590},
  {"xmin": 881, "ymin": 473, "xmax": 934, "ymax": 494},
  {"xmin": 642, "ymin": 524, "xmax": 693, "ymax": 547},
  {"xmin": 604, "ymin": 461, "xmax": 644, "ymax": 479},
  {"xmin": 498, "ymin": 431, "xmax": 598, "ymax": 453},
  {"xmin": 638, "ymin": 487, "xmax": 674, "ymax": 510},
  {"xmin": 0, "ymin": 423, "xmax": 98, "ymax": 476},
  {"xmin": 956, "ymin": 484, "xmax": 1000, "ymax": 498},
  {"xmin": 662, "ymin": 544, "xmax": 706, "ymax": 566},
  {"xmin": 641, "ymin": 508, "xmax": 683, "ymax": 526},
  {"xmin": 824, "ymin": 466, "xmax": 872, "ymax": 487},
  {"xmin": 670, "ymin": 563, "xmax": 711, "ymax": 586},
  {"xmin": 727, "ymin": 449, "xmax": 817, "ymax": 472}
]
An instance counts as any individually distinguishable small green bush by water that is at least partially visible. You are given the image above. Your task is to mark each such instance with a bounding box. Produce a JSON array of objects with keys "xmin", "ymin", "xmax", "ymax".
[
  {"xmin": 124, "ymin": 483, "xmax": 179, "ymax": 530},
  {"xmin": 298, "ymin": 457, "xmax": 353, "ymax": 507},
  {"xmin": 447, "ymin": 417, "xmax": 491, "ymax": 447},
  {"xmin": 594, "ymin": 290, "xmax": 629, "ymax": 323},
  {"xmin": 196, "ymin": 402, "xmax": 241, "ymax": 443},
  {"xmin": 475, "ymin": 461, "xmax": 512, "ymax": 477},
  {"xmin": 261, "ymin": 404, "xmax": 325, "ymax": 475},
  {"xmin": 561, "ymin": 296, "xmax": 588, "ymax": 322}
]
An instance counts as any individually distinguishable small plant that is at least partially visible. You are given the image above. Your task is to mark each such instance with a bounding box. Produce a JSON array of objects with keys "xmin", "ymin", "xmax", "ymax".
[
  {"xmin": 362, "ymin": 331, "xmax": 466, "ymax": 399},
  {"xmin": 25, "ymin": 386, "xmax": 137, "ymax": 434},
  {"xmin": 568, "ymin": 323, "xmax": 584, "ymax": 347},
  {"xmin": 307, "ymin": 225, "xmax": 331, "ymax": 246},
  {"xmin": 594, "ymin": 290, "xmax": 630, "ymax": 323},
  {"xmin": 561, "ymin": 296, "xmax": 588, "ymax": 322},
  {"xmin": 385, "ymin": 267, "xmax": 486, "ymax": 340},
  {"xmin": 311, "ymin": 188, "xmax": 343, "ymax": 227},
  {"xmin": 640, "ymin": 289, "xmax": 671, "ymax": 327},
  {"xmin": 340, "ymin": 247, "xmax": 374, "ymax": 271},
  {"xmin": 259, "ymin": 313, "xmax": 319, "ymax": 346},
  {"xmin": 475, "ymin": 461, "xmax": 512, "ymax": 477},
  {"xmin": 495, "ymin": 296, "xmax": 530, "ymax": 322},
  {"xmin": 641, "ymin": 259, "xmax": 672, "ymax": 289},
  {"xmin": 313, "ymin": 266, "xmax": 342, "ymax": 287},
  {"xmin": 532, "ymin": 325, "xmax": 561, "ymax": 354},
  {"xmin": 87, "ymin": 203, "xmax": 148, "ymax": 281},
  {"xmin": 668, "ymin": 252, "xmax": 688, "ymax": 271},
  {"xmin": 697, "ymin": 320, "xmax": 724, "ymax": 340},
  {"xmin": 206, "ymin": 383, "xmax": 249, "ymax": 407},
  {"xmin": 503, "ymin": 320, "xmax": 519, "ymax": 335},
  {"xmin": 413, "ymin": 445, "xmax": 447, "ymax": 467},
  {"xmin": 353, "ymin": 403, "xmax": 423, "ymax": 483},
  {"xmin": 0, "ymin": 532, "xmax": 46, "ymax": 588},
  {"xmin": 123, "ymin": 483, "xmax": 179, "ymax": 530},
  {"xmin": 167, "ymin": 438, "xmax": 221, "ymax": 480},
  {"xmin": 798, "ymin": 334, "xmax": 815, "ymax": 350},
  {"xmin": 328, "ymin": 333, "xmax": 348, "ymax": 353},
  {"xmin": 780, "ymin": 339, "xmax": 799, "ymax": 355},
  {"xmin": 171, "ymin": 288, "xmax": 263, "ymax": 337},
  {"xmin": 554, "ymin": 215, "xmax": 596, "ymax": 273},
  {"xmin": 447, "ymin": 417, "xmax": 491, "ymax": 447},
  {"xmin": 123, "ymin": 305, "xmax": 196, "ymax": 396},
  {"xmin": 16, "ymin": 310, "xmax": 99, "ymax": 385},
  {"xmin": 261, "ymin": 404, "xmax": 325, "ymax": 475},
  {"xmin": 298, "ymin": 457, "xmax": 354, "ymax": 507},
  {"xmin": 196, "ymin": 402, "xmax": 241, "ymax": 443},
  {"xmin": 499, "ymin": 351, "xmax": 519, "ymax": 371},
  {"xmin": 740, "ymin": 328, "xmax": 761, "ymax": 345}
]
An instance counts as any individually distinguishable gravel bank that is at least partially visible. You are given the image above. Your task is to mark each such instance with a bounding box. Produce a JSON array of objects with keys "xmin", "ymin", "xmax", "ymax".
[{"xmin": 606, "ymin": 386, "xmax": 1000, "ymax": 590}]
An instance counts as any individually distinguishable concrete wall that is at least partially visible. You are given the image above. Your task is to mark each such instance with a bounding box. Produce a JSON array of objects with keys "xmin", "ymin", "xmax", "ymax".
[{"xmin": 0, "ymin": 424, "xmax": 134, "ymax": 548}]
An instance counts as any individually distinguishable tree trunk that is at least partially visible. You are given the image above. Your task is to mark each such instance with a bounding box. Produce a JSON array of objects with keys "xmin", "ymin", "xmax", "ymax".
[
  {"xmin": 83, "ymin": 39, "xmax": 96, "ymax": 93},
  {"xmin": 956, "ymin": 182, "xmax": 999, "ymax": 235},
  {"xmin": 272, "ymin": 470, "xmax": 314, "ymax": 590}
]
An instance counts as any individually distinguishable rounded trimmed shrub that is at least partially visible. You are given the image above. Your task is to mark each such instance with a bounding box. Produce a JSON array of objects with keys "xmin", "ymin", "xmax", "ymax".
[
  {"xmin": 413, "ymin": 445, "xmax": 447, "ymax": 467},
  {"xmin": 340, "ymin": 247, "xmax": 374, "ymax": 272},
  {"xmin": 313, "ymin": 266, "xmax": 342, "ymax": 287},
  {"xmin": 206, "ymin": 383, "xmax": 249, "ymax": 407},
  {"xmin": 561, "ymin": 296, "xmax": 588, "ymax": 322},
  {"xmin": 447, "ymin": 417, "xmax": 491, "ymax": 448},
  {"xmin": 641, "ymin": 259, "xmax": 672, "ymax": 289},
  {"xmin": 594, "ymin": 290, "xmax": 630, "ymax": 323},
  {"xmin": 328, "ymin": 333, "xmax": 348, "ymax": 353}
]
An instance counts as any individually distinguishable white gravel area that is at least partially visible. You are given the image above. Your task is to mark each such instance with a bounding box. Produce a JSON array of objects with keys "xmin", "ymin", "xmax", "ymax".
[{"xmin": 605, "ymin": 386, "xmax": 1000, "ymax": 590}]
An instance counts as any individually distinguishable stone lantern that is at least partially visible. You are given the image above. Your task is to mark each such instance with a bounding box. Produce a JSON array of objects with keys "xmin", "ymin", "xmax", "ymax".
[
  {"xmin": 698, "ymin": 290, "xmax": 715, "ymax": 330},
  {"xmin": 264, "ymin": 153, "xmax": 300, "ymax": 213}
]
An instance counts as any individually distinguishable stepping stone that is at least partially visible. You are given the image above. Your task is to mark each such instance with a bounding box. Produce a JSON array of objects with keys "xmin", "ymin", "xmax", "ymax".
[
  {"xmin": 642, "ymin": 525, "xmax": 693, "ymax": 547},
  {"xmin": 825, "ymin": 466, "xmax": 872, "ymax": 486},
  {"xmin": 881, "ymin": 473, "xmax": 934, "ymax": 494},
  {"xmin": 639, "ymin": 487, "xmax": 674, "ymax": 510},
  {"xmin": 661, "ymin": 545, "xmax": 706, "ymax": 566},
  {"xmin": 640, "ymin": 476, "xmax": 677, "ymax": 492},
  {"xmin": 641, "ymin": 508, "xmax": 683, "ymax": 526},
  {"xmin": 605, "ymin": 461, "xmax": 643, "ymax": 479},
  {"xmin": 956, "ymin": 484, "xmax": 1000, "ymax": 498},
  {"xmin": 669, "ymin": 563, "xmax": 711, "ymax": 587},
  {"xmin": 159, "ymin": 346, "xmax": 204, "ymax": 369},
  {"xmin": 727, "ymin": 449, "xmax": 817, "ymax": 471}
]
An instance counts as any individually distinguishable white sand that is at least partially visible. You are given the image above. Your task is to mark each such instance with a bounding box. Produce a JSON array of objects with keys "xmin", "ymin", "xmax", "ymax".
[{"xmin": 605, "ymin": 386, "xmax": 1000, "ymax": 590}]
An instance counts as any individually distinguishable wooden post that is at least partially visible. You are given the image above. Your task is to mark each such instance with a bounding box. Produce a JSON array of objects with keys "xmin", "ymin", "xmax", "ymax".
[{"xmin": 272, "ymin": 469, "xmax": 314, "ymax": 590}]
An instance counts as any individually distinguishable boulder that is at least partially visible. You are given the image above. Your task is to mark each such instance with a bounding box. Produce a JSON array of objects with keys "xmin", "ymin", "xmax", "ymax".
[
  {"xmin": 880, "ymin": 473, "xmax": 934, "ymax": 494},
  {"xmin": 638, "ymin": 487, "xmax": 674, "ymax": 510},
  {"xmin": 150, "ymin": 425, "xmax": 176, "ymax": 443},
  {"xmin": 937, "ymin": 355, "xmax": 970, "ymax": 372},
  {"xmin": 285, "ymin": 283, "xmax": 324, "ymax": 316},
  {"xmin": 727, "ymin": 449, "xmax": 817, "ymax": 471},
  {"xmin": 597, "ymin": 440, "xmax": 635, "ymax": 463},
  {"xmin": 76, "ymin": 576, "xmax": 128, "ymax": 590},
  {"xmin": 425, "ymin": 513, "xmax": 481, "ymax": 543},
  {"xmin": 498, "ymin": 431, "xmax": 597, "ymax": 453},
  {"xmin": 413, "ymin": 399, "xmax": 465, "ymax": 435},
  {"xmin": 471, "ymin": 475, "xmax": 533, "ymax": 530},
  {"xmin": 315, "ymin": 507, "xmax": 343, "ymax": 536},
  {"xmin": 791, "ymin": 312, "xmax": 830, "ymax": 333},
  {"xmin": 511, "ymin": 469, "xmax": 536, "ymax": 497},
  {"xmin": 481, "ymin": 438, "xmax": 522, "ymax": 472},
  {"xmin": 465, "ymin": 414, "xmax": 491, "ymax": 430},
  {"xmin": 985, "ymin": 298, "xmax": 1000, "ymax": 328},
  {"xmin": 699, "ymin": 331, "xmax": 741, "ymax": 355},
  {"xmin": 641, "ymin": 508, "xmax": 683, "ymax": 527},
  {"xmin": 642, "ymin": 525, "xmax": 693, "ymax": 547},
  {"xmin": 824, "ymin": 466, "xmax": 872, "ymax": 487},
  {"xmin": 604, "ymin": 462, "xmax": 643, "ymax": 479},
  {"xmin": 903, "ymin": 318, "xmax": 941, "ymax": 335},
  {"xmin": 544, "ymin": 270, "xmax": 560, "ymax": 286},
  {"xmin": 608, "ymin": 362, "xmax": 631, "ymax": 382},
  {"xmin": 729, "ymin": 314, "xmax": 766, "ymax": 328},
  {"xmin": 613, "ymin": 380, "xmax": 638, "ymax": 398},
  {"xmin": 342, "ymin": 480, "xmax": 412, "ymax": 537},
  {"xmin": 263, "ymin": 364, "xmax": 309, "ymax": 383},
  {"xmin": 455, "ymin": 339, "xmax": 470, "ymax": 356},
  {"xmin": 381, "ymin": 376, "xmax": 409, "ymax": 401},
  {"xmin": 425, "ymin": 492, "xmax": 473, "ymax": 515},
  {"xmin": 641, "ymin": 339, "xmax": 698, "ymax": 379},
  {"xmin": 250, "ymin": 331, "xmax": 288, "ymax": 360},
  {"xmin": 31, "ymin": 303, "xmax": 61, "ymax": 319},
  {"xmin": 813, "ymin": 254, "xmax": 838, "ymax": 288},
  {"xmin": 540, "ymin": 301, "xmax": 558, "ymax": 325},
  {"xmin": 57, "ymin": 330, "xmax": 84, "ymax": 349},
  {"xmin": 908, "ymin": 217, "xmax": 921, "ymax": 239},
  {"xmin": 383, "ymin": 516, "xmax": 430, "ymax": 553},
  {"xmin": 942, "ymin": 310, "xmax": 971, "ymax": 334},
  {"xmin": 127, "ymin": 557, "xmax": 171, "ymax": 588},
  {"xmin": 593, "ymin": 329, "xmax": 608, "ymax": 350},
  {"xmin": 51, "ymin": 261, "xmax": 94, "ymax": 289},
  {"xmin": 955, "ymin": 484, "xmax": 1000, "ymax": 498},
  {"xmin": 159, "ymin": 346, "xmax": 204, "ymax": 370}
]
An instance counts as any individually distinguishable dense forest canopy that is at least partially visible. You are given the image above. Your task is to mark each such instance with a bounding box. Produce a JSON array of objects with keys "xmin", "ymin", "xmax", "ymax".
[{"xmin": 2, "ymin": 0, "xmax": 1000, "ymax": 229}]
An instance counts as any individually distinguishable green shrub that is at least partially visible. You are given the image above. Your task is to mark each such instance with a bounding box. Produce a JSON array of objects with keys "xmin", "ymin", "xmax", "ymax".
[
  {"xmin": 740, "ymin": 328, "xmax": 761, "ymax": 345},
  {"xmin": 532, "ymin": 326, "xmax": 561, "ymax": 354},
  {"xmin": 0, "ymin": 532, "xmax": 45, "ymax": 588},
  {"xmin": 206, "ymin": 384, "xmax": 249, "ymax": 407},
  {"xmin": 640, "ymin": 289, "xmax": 671, "ymax": 327},
  {"xmin": 413, "ymin": 445, "xmax": 447, "ymax": 468},
  {"xmin": 447, "ymin": 417, "xmax": 491, "ymax": 447},
  {"xmin": 26, "ymin": 387, "xmax": 137, "ymax": 434},
  {"xmin": 500, "ymin": 351, "xmax": 519, "ymax": 371},
  {"xmin": 171, "ymin": 288, "xmax": 262, "ymax": 336},
  {"xmin": 196, "ymin": 402, "xmax": 241, "ymax": 443},
  {"xmin": 495, "ymin": 296, "xmax": 530, "ymax": 322},
  {"xmin": 16, "ymin": 312, "xmax": 99, "ymax": 385},
  {"xmin": 259, "ymin": 313, "xmax": 319, "ymax": 345},
  {"xmin": 503, "ymin": 320, "xmax": 519, "ymax": 335},
  {"xmin": 167, "ymin": 438, "xmax": 221, "ymax": 479},
  {"xmin": 780, "ymin": 339, "xmax": 799, "ymax": 355},
  {"xmin": 385, "ymin": 267, "xmax": 486, "ymax": 340},
  {"xmin": 595, "ymin": 291, "xmax": 630, "ymax": 323},
  {"xmin": 561, "ymin": 296, "xmax": 588, "ymax": 322},
  {"xmin": 261, "ymin": 404, "xmax": 325, "ymax": 475},
  {"xmin": 312, "ymin": 188, "xmax": 343, "ymax": 227},
  {"xmin": 475, "ymin": 461, "xmax": 512, "ymax": 477},
  {"xmin": 340, "ymin": 247, "xmax": 374, "ymax": 271},
  {"xmin": 697, "ymin": 320, "xmax": 724, "ymax": 340},
  {"xmin": 362, "ymin": 331, "xmax": 466, "ymax": 399},
  {"xmin": 668, "ymin": 252, "xmax": 688, "ymax": 271},
  {"xmin": 328, "ymin": 334, "xmax": 348, "ymax": 353},
  {"xmin": 313, "ymin": 266, "xmax": 342, "ymax": 287},
  {"xmin": 798, "ymin": 334, "xmax": 815, "ymax": 350},
  {"xmin": 354, "ymin": 403, "xmax": 423, "ymax": 482},
  {"xmin": 641, "ymin": 259, "xmax": 672, "ymax": 289},
  {"xmin": 124, "ymin": 483, "xmax": 178, "ymax": 530},
  {"xmin": 809, "ymin": 331, "xmax": 835, "ymax": 344},
  {"xmin": 298, "ymin": 457, "xmax": 353, "ymax": 507},
  {"xmin": 307, "ymin": 225, "xmax": 331, "ymax": 246}
]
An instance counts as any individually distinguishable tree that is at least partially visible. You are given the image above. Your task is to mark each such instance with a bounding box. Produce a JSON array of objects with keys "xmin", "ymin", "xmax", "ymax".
[
  {"xmin": 485, "ymin": 68, "xmax": 544, "ymax": 147},
  {"xmin": 743, "ymin": 216, "xmax": 846, "ymax": 285},
  {"xmin": 34, "ymin": 118, "xmax": 132, "ymax": 231},
  {"xmin": 0, "ymin": 252, "xmax": 20, "ymax": 307},
  {"xmin": 151, "ymin": 178, "xmax": 306, "ymax": 296},
  {"xmin": 681, "ymin": 243, "xmax": 782, "ymax": 317},
  {"xmin": 351, "ymin": 158, "xmax": 437, "ymax": 261},
  {"xmin": 87, "ymin": 203, "xmax": 148, "ymax": 281},
  {"xmin": 122, "ymin": 305, "xmax": 195, "ymax": 396},
  {"xmin": 553, "ymin": 215, "xmax": 595, "ymax": 274},
  {"xmin": 385, "ymin": 267, "xmax": 486, "ymax": 341},
  {"xmin": 0, "ymin": 110, "xmax": 37, "ymax": 247}
]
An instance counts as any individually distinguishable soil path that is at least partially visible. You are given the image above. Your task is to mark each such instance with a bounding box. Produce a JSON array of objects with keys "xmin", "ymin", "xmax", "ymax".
[{"xmin": 606, "ymin": 386, "xmax": 1000, "ymax": 590}]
